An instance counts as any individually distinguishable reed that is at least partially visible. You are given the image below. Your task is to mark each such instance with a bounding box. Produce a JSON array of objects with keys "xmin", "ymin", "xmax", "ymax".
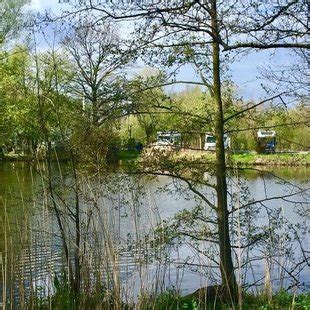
[{"xmin": 0, "ymin": 160, "xmax": 308, "ymax": 309}]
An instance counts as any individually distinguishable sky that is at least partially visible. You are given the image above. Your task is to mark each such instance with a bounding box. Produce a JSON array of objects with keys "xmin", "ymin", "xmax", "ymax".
[
  {"xmin": 24, "ymin": 0, "xmax": 293, "ymax": 102},
  {"xmin": 26, "ymin": 0, "xmax": 62, "ymax": 12}
]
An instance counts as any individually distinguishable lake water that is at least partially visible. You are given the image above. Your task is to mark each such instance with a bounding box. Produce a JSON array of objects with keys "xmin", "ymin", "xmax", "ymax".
[{"xmin": 0, "ymin": 161, "xmax": 309, "ymax": 304}]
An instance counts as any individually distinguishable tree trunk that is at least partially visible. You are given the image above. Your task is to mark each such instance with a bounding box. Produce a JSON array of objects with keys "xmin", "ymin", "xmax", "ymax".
[
  {"xmin": 211, "ymin": 0, "xmax": 237, "ymax": 303},
  {"xmin": 92, "ymin": 86, "xmax": 100, "ymax": 126},
  {"xmin": 92, "ymin": 100, "xmax": 99, "ymax": 126}
]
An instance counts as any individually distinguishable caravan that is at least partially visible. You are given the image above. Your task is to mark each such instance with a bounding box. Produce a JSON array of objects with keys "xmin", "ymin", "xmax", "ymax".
[
  {"xmin": 155, "ymin": 131, "xmax": 181, "ymax": 147},
  {"xmin": 204, "ymin": 133, "xmax": 231, "ymax": 151},
  {"xmin": 257, "ymin": 130, "xmax": 276, "ymax": 153}
]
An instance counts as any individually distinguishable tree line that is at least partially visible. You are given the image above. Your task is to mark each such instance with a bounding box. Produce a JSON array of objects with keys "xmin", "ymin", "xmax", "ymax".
[{"xmin": 0, "ymin": 45, "xmax": 308, "ymax": 158}]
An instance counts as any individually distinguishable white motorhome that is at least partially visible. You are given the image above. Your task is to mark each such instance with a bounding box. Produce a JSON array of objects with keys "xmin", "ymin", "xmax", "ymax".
[
  {"xmin": 204, "ymin": 133, "xmax": 231, "ymax": 151},
  {"xmin": 257, "ymin": 130, "xmax": 276, "ymax": 153},
  {"xmin": 156, "ymin": 131, "xmax": 181, "ymax": 147}
]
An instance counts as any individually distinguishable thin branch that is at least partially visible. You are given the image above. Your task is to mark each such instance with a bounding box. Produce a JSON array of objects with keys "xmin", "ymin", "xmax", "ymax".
[
  {"xmin": 223, "ymin": 42, "xmax": 310, "ymax": 51},
  {"xmin": 224, "ymin": 93, "xmax": 286, "ymax": 123}
]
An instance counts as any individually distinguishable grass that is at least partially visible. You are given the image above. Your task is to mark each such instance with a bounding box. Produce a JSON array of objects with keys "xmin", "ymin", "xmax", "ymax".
[
  {"xmin": 243, "ymin": 291, "xmax": 310, "ymax": 309},
  {"xmin": 133, "ymin": 146, "xmax": 309, "ymax": 167},
  {"xmin": 231, "ymin": 153, "xmax": 310, "ymax": 166},
  {"xmin": 3, "ymin": 149, "xmax": 309, "ymax": 166},
  {"xmin": 171, "ymin": 150, "xmax": 309, "ymax": 167},
  {"xmin": 118, "ymin": 149, "xmax": 142, "ymax": 160},
  {"xmin": 33, "ymin": 290, "xmax": 309, "ymax": 309},
  {"xmin": 144, "ymin": 290, "xmax": 310, "ymax": 310}
]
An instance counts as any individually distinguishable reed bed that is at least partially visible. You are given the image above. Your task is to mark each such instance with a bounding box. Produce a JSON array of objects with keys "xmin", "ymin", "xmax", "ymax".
[{"xmin": 0, "ymin": 161, "xmax": 309, "ymax": 309}]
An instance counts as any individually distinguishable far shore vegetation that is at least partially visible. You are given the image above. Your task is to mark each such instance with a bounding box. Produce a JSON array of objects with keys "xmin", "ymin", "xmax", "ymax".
[{"xmin": 2, "ymin": 149, "xmax": 309, "ymax": 167}]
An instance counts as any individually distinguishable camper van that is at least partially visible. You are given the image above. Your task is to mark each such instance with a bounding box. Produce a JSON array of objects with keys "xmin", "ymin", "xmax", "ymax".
[
  {"xmin": 257, "ymin": 130, "xmax": 276, "ymax": 153},
  {"xmin": 155, "ymin": 131, "xmax": 181, "ymax": 147},
  {"xmin": 204, "ymin": 133, "xmax": 231, "ymax": 151}
]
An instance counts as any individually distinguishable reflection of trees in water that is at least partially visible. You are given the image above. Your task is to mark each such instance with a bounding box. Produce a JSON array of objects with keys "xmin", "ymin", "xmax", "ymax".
[
  {"xmin": 1, "ymin": 164, "xmax": 309, "ymax": 306},
  {"xmin": 141, "ymin": 170, "xmax": 309, "ymax": 294}
]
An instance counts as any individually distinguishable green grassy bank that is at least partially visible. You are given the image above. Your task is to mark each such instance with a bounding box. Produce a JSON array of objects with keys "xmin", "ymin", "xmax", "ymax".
[
  {"xmin": 175, "ymin": 150, "xmax": 310, "ymax": 167},
  {"xmin": 231, "ymin": 152, "xmax": 310, "ymax": 167},
  {"xmin": 148, "ymin": 291, "xmax": 310, "ymax": 310},
  {"xmin": 2, "ymin": 150, "xmax": 309, "ymax": 167},
  {"xmin": 28, "ymin": 289, "xmax": 310, "ymax": 309}
]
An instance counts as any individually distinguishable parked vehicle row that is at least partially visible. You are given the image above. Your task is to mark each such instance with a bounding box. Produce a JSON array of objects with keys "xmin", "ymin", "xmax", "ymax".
[{"xmin": 154, "ymin": 130, "xmax": 276, "ymax": 153}]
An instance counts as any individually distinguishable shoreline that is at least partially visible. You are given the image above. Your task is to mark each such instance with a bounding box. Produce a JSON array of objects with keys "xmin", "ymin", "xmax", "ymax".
[
  {"xmin": 174, "ymin": 150, "xmax": 310, "ymax": 167},
  {"xmin": 230, "ymin": 153, "xmax": 309, "ymax": 167},
  {"xmin": 1, "ymin": 151, "xmax": 309, "ymax": 167}
]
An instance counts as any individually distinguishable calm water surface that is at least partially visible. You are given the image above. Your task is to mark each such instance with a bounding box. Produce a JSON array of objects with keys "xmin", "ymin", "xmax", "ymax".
[{"xmin": 0, "ymin": 161, "xmax": 309, "ymax": 302}]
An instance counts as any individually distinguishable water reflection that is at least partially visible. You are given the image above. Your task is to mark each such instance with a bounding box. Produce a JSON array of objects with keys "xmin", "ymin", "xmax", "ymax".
[{"xmin": 0, "ymin": 162, "xmax": 309, "ymax": 304}]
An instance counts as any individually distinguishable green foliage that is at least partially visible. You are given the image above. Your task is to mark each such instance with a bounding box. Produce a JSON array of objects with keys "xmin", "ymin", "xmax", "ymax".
[
  {"xmin": 126, "ymin": 72, "xmax": 173, "ymax": 144},
  {"xmin": 122, "ymin": 82, "xmax": 309, "ymax": 153},
  {"xmin": 119, "ymin": 149, "xmax": 141, "ymax": 161},
  {"xmin": 139, "ymin": 291, "xmax": 199, "ymax": 310},
  {"xmin": 243, "ymin": 290, "xmax": 310, "ymax": 309},
  {"xmin": 50, "ymin": 272, "xmax": 76, "ymax": 309},
  {"xmin": 23, "ymin": 288, "xmax": 310, "ymax": 309},
  {"xmin": 0, "ymin": 45, "xmax": 81, "ymax": 158},
  {"xmin": 171, "ymin": 86, "xmax": 212, "ymax": 134},
  {"xmin": 1, "ymin": 44, "xmax": 308, "ymax": 162},
  {"xmin": 0, "ymin": 46, "xmax": 35, "ymax": 149},
  {"xmin": 70, "ymin": 122, "xmax": 121, "ymax": 167},
  {"xmin": 137, "ymin": 291, "xmax": 310, "ymax": 310},
  {"xmin": 0, "ymin": 0, "xmax": 29, "ymax": 44},
  {"xmin": 228, "ymin": 104, "xmax": 309, "ymax": 152},
  {"xmin": 232, "ymin": 153, "xmax": 310, "ymax": 166},
  {"xmin": 270, "ymin": 105, "xmax": 310, "ymax": 151}
]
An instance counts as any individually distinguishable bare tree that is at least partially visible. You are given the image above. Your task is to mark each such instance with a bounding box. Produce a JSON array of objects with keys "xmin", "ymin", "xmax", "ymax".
[{"xmin": 63, "ymin": 21, "xmax": 134, "ymax": 126}]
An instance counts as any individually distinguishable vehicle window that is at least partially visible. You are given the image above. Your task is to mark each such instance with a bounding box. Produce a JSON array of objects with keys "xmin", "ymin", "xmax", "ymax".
[{"xmin": 206, "ymin": 136, "xmax": 216, "ymax": 143}]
